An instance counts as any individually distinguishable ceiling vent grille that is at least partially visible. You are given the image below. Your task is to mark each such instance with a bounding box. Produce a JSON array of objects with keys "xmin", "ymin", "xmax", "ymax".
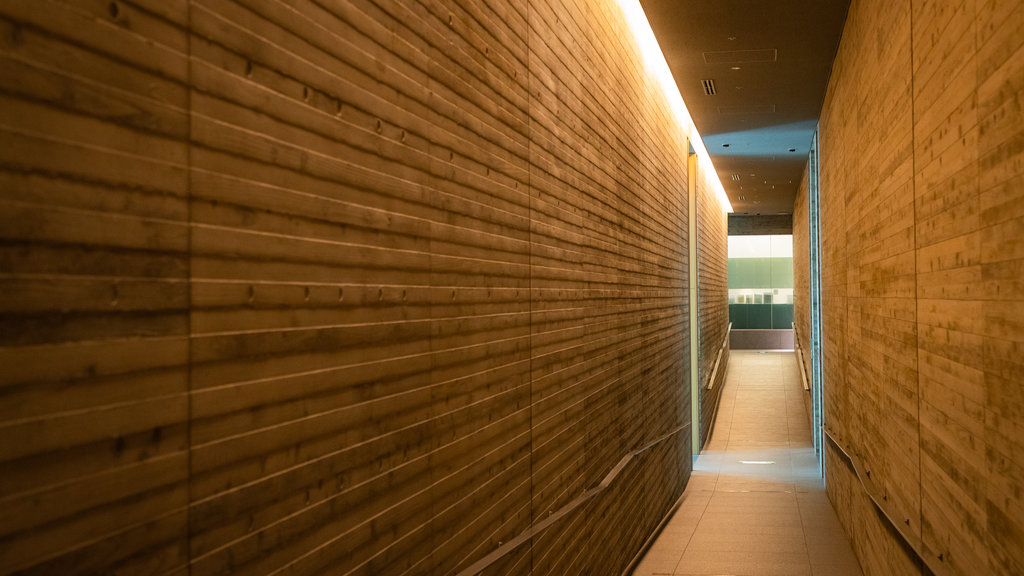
[
  {"xmin": 731, "ymin": 174, "xmax": 741, "ymax": 181},
  {"xmin": 701, "ymin": 79, "xmax": 716, "ymax": 95}
]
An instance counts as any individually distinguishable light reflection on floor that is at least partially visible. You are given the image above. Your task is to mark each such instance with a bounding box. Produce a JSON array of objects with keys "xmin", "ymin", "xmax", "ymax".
[{"xmin": 633, "ymin": 350, "xmax": 862, "ymax": 576}]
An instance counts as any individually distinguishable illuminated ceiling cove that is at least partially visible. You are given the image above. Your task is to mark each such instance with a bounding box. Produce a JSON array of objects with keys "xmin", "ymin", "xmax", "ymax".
[{"xmin": 640, "ymin": 0, "xmax": 851, "ymax": 215}]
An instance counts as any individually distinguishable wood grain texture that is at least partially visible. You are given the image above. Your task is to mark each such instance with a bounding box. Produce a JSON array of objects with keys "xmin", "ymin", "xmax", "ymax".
[
  {"xmin": 0, "ymin": 1, "xmax": 191, "ymax": 575},
  {"xmin": 795, "ymin": 0, "xmax": 1024, "ymax": 574},
  {"xmin": 697, "ymin": 176, "xmax": 729, "ymax": 444},
  {"xmin": 0, "ymin": 0, "xmax": 730, "ymax": 574},
  {"xmin": 793, "ymin": 166, "xmax": 810, "ymax": 390}
]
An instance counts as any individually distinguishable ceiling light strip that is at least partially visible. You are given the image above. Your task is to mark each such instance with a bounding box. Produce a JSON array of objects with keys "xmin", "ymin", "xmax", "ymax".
[{"xmin": 616, "ymin": 0, "xmax": 733, "ymax": 212}]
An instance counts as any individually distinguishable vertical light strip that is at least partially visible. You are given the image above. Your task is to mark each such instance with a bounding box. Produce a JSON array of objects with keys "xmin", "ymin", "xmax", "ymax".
[
  {"xmin": 688, "ymin": 146, "xmax": 700, "ymax": 454},
  {"xmin": 809, "ymin": 130, "xmax": 825, "ymax": 478},
  {"xmin": 615, "ymin": 0, "xmax": 733, "ymax": 213}
]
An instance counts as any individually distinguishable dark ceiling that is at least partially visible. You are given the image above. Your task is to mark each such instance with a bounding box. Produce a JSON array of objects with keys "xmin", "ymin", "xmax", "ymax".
[{"xmin": 640, "ymin": 0, "xmax": 850, "ymax": 215}]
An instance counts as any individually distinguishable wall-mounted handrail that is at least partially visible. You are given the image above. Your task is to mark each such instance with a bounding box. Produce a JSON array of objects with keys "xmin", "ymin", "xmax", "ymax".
[
  {"xmin": 706, "ymin": 322, "xmax": 732, "ymax": 390},
  {"xmin": 797, "ymin": 322, "xmax": 950, "ymax": 574},
  {"xmin": 823, "ymin": 429, "xmax": 953, "ymax": 576},
  {"xmin": 792, "ymin": 322, "xmax": 810, "ymax": 392},
  {"xmin": 700, "ymin": 323, "xmax": 731, "ymax": 450},
  {"xmin": 454, "ymin": 424, "xmax": 690, "ymax": 576}
]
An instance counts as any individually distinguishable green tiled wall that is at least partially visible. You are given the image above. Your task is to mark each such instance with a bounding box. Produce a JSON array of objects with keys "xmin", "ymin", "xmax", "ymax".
[
  {"xmin": 728, "ymin": 304, "xmax": 794, "ymax": 329},
  {"xmin": 728, "ymin": 238, "xmax": 794, "ymax": 329}
]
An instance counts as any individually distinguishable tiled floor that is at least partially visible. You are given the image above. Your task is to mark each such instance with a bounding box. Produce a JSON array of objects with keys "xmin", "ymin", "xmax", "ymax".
[{"xmin": 633, "ymin": 350, "xmax": 862, "ymax": 576}]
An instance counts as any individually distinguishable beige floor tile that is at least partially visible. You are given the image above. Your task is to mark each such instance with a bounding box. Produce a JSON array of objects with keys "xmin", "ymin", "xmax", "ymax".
[
  {"xmin": 685, "ymin": 530, "xmax": 810, "ymax": 554},
  {"xmin": 810, "ymin": 559, "xmax": 863, "ymax": 576},
  {"xmin": 633, "ymin": 350, "xmax": 863, "ymax": 576},
  {"xmin": 675, "ymin": 550, "xmax": 812, "ymax": 576}
]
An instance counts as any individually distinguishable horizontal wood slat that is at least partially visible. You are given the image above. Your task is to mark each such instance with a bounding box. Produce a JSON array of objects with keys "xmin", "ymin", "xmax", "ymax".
[
  {"xmin": 795, "ymin": 0, "xmax": 1024, "ymax": 574},
  {"xmin": 0, "ymin": 0, "xmax": 731, "ymax": 574}
]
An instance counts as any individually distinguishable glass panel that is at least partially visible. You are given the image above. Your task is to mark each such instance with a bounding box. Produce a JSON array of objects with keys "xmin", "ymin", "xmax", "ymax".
[
  {"xmin": 770, "ymin": 234, "xmax": 794, "ymax": 257},
  {"xmin": 809, "ymin": 130, "xmax": 825, "ymax": 476},
  {"xmin": 728, "ymin": 258, "xmax": 771, "ymax": 289},
  {"xmin": 771, "ymin": 304, "xmax": 794, "ymax": 329},
  {"xmin": 728, "ymin": 234, "xmax": 794, "ymax": 330},
  {"xmin": 771, "ymin": 256, "xmax": 794, "ymax": 289},
  {"xmin": 728, "ymin": 235, "xmax": 772, "ymax": 258}
]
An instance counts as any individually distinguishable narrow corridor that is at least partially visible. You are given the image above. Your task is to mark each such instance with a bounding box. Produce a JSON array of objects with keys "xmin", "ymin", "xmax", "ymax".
[{"xmin": 634, "ymin": 351, "xmax": 862, "ymax": 576}]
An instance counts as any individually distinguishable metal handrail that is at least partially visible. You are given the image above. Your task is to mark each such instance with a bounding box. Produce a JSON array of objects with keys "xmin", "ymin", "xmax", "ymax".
[
  {"xmin": 458, "ymin": 322, "xmax": 738, "ymax": 575},
  {"xmin": 455, "ymin": 424, "xmax": 690, "ymax": 576},
  {"xmin": 706, "ymin": 322, "xmax": 732, "ymax": 390},
  {"xmin": 823, "ymin": 429, "xmax": 953, "ymax": 576},
  {"xmin": 792, "ymin": 322, "xmax": 810, "ymax": 391}
]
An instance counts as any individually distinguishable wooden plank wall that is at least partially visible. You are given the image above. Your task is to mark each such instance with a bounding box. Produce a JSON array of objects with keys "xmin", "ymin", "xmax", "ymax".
[
  {"xmin": 186, "ymin": 0, "xmax": 533, "ymax": 574},
  {"xmin": 793, "ymin": 164, "xmax": 812, "ymax": 433},
  {"xmin": 697, "ymin": 175, "xmax": 729, "ymax": 444},
  {"xmin": 525, "ymin": 0, "xmax": 688, "ymax": 572},
  {"xmin": 523, "ymin": 0, "xmax": 732, "ymax": 570},
  {"xmin": 793, "ymin": 167, "xmax": 810, "ymax": 378},
  {"xmin": 794, "ymin": 0, "xmax": 1024, "ymax": 574},
  {"xmin": 0, "ymin": 1, "xmax": 193, "ymax": 574},
  {"xmin": 0, "ymin": 0, "xmax": 732, "ymax": 574}
]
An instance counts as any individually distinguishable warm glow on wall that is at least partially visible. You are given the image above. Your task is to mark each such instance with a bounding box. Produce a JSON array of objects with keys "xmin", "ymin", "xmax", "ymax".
[{"xmin": 614, "ymin": 0, "xmax": 734, "ymax": 213}]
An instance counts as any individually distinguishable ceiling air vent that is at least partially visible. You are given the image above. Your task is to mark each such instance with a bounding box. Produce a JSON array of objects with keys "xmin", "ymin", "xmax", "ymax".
[
  {"xmin": 731, "ymin": 174, "xmax": 741, "ymax": 181},
  {"xmin": 701, "ymin": 79, "xmax": 716, "ymax": 95}
]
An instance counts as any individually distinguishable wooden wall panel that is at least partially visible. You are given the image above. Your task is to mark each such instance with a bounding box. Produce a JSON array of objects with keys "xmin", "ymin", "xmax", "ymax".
[
  {"xmin": 795, "ymin": 0, "xmax": 1024, "ymax": 574},
  {"xmin": 185, "ymin": 0, "xmax": 535, "ymax": 574},
  {"xmin": 975, "ymin": 2, "xmax": 1024, "ymax": 573},
  {"xmin": 793, "ymin": 167, "xmax": 810, "ymax": 381},
  {"xmin": 526, "ymin": 0, "xmax": 697, "ymax": 572},
  {"xmin": 0, "ymin": 0, "xmax": 731, "ymax": 574},
  {"xmin": 0, "ymin": 1, "xmax": 191, "ymax": 574},
  {"xmin": 912, "ymin": 0, "xmax": 984, "ymax": 573},
  {"xmin": 816, "ymin": 0, "xmax": 921, "ymax": 569},
  {"xmin": 697, "ymin": 174, "xmax": 729, "ymax": 444}
]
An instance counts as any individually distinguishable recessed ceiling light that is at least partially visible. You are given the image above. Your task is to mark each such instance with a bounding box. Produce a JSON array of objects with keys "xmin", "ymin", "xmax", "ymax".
[
  {"xmin": 731, "ymin": 66, "xmax": 741, "ymax": 70},
  {"xmin": 728, "ymin": 36, "xmax": 737, "ymax": 41}
]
